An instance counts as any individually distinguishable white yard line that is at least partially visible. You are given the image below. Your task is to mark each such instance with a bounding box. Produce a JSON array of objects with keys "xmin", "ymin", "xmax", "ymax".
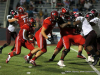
[{"xmin": 71, "ymin": 47, "xmax": 100, "ymax": 75}]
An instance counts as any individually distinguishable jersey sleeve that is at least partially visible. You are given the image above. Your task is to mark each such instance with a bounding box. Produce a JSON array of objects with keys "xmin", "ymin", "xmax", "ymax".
[
  {"xmin": 43, "ymin": 19, "xmax": 51, "ymax": 29},
  {"xmin": 21, "ymin": 24, "xmax": 30, "ymax": 31},
  {"xmin": 14, "ymin": 15, "xmax": 18, "ymax": 19},
  {"xmin": 75, "ymin": 16, "xmax": 84, "ymax": 23},
  {"xmin": 7, "ymin": 15, "xmax": 13, "ymax": 20},
  {"xmin": 90, "ymin": 18, "xmax": 99, "ymax": 24}
]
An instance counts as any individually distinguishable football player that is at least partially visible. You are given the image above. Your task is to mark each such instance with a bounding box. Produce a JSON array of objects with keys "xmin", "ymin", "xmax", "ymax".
[
  {"xmin": 6, "ymin": 17, "xmax": 36, "ymax": 63},
  {"xmin": 14, "ymin": 6, "xmax": 28, "ymax": 28},
  {"xmin": 54, "ymin": 8, "xmax": 85, "ymax": 67},
  {"xmin": 86, "ymin": 9, "xmax": 100, "ymax": 65},
  {"xmin": 24, "ymin": 10, "xmax": 59, "ymax": 66},
  {"xmin": 0, "ymin": 10, "xmax": 18, "ymax": 54},
  {"xmin": 49, "ymin": 8, "xmax": 86, "ymax": 62},
  {"xmin": 90, "ymin": 9, "xmax": 100, "ymax": 52},
  {"xmin": 73, "ymin": 12, "xmax": 100, "ymax": 66}
]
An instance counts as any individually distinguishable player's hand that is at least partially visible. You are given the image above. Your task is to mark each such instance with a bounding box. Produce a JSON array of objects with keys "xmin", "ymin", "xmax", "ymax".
[
  {"xmin": 16, "ymin": 19, "xmax": 18, "ymax": 21},
  {"xmin": 67, "ymin": 21, "xmax": 71, "ymax": 25},
  {"xmin": 47, "ymin": 37, "xmax": 52, "ymax": 41},
  {"xmin": 29, "ymin": 38, "xmax": 33, "ymax": 41}
]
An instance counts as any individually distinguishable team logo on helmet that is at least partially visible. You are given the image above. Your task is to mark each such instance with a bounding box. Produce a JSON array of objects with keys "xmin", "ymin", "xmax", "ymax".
[{"xmin": 51, "ymin": 11, "xmax": 59, "ymax": 22}]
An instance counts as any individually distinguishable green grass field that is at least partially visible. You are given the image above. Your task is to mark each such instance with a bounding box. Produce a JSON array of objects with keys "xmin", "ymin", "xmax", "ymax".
[{"xmin": 0, "ymin": 45, "xmax": 100, "ymax": 75}]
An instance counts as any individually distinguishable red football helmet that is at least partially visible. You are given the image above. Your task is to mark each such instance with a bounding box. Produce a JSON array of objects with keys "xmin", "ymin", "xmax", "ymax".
[
  {"xmin": 60, "ymin": 7, "xmax": 70, "ymax": 19},
  {"xmin": 28, "ymin": 17, "xmax": 36, "ymax": 27},
  {"xmin": 85, "ymin": 12, "xmax": 94, "ymax": 21},
  {"xmin": 51, "ymin": 10, "xmax": 59, "ymax": 22},
  {"xmin": 17, "ymin": 6, "xmax": 25, "ymax": 14},
  {"xmin": 90, "ymin": 9, "xmax": 98, "ymax": 17},
  {"xmin": 61, "ymin": 7, "xmax": 69, "ymax": 14}
]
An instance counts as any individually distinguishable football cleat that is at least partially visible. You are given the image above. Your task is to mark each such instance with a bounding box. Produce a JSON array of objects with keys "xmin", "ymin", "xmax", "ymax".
[
  {"xmin": 6, "ymin": 55, "xmax": 11, "ymax": 63},
  {"xmin": 57, "ymin": 60, "xmax": 66, "ymax": 67},
  {"xmin": 88, "ymin": 56, "xmax": 94, "ymax": 62},
  {"xmin": 77, "ymin": 55, "xmax": 86, "ymax": 59},
  {"xmin": 24, "ymin": 55, "xmax": 29, "ymax": 63},
  {"xmin": 99, "ymin": 61, "xmax": 100, "ymax": 66},
  {"xmin": 29, "ymin": 59, "xmax": 36, "ymax": 66},
  {"xmin": 0, "ymin": 48, "xmax": 2, "ymax": 54},
  {"xmin": 92, "ymin": 56, "xmax": 99, "ymax": 66},
  {"xmin": 49, "ymin": 59, "xmax": 54, "ymax": 61}
]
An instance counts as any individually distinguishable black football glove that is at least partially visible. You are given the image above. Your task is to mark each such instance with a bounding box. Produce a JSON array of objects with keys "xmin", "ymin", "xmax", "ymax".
[{"xmin": 48, "ymin": 37, "xmax": 53, "ymax": 42}]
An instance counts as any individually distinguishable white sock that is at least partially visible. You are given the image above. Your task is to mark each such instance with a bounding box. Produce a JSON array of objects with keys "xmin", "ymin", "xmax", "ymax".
[
  {"xmin": 8, "ymin": 55, "xmax": 11, "ymax": 61},
  {"xmin": 27, "ymin": 55, "xmax": 29, "ymax": 59}
]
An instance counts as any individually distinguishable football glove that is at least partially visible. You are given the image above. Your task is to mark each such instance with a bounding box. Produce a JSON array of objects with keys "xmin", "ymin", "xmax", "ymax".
[{"xmin": 48, "ymin": 37, "xmax": 54, "ymax": 42}]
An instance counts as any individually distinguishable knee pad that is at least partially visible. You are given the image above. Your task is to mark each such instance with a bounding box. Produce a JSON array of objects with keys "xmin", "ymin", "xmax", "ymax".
[
  {"xmin": 55, "ymin": 47, "xmax": 61, "ymax": 51},
  {"xmin": 62, "ymin": 49, "xmax": 70, "ymax": 55},
  {"xmin": 86, "ymin": 46, "xmax": 93, "ymax": 51}
]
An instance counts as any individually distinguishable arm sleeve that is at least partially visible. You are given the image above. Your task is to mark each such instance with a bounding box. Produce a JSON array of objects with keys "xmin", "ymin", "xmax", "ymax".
[
  {"xmin": 43, "ymin": 19, "xmax": 51, "ymax": 29},
  {"xmin": 90, "ymin": 18, "xmax": 98, "ymax": 24},
  {"xmin": 14, "ymin": 15, "xmax": 18, "ymax": 19}
]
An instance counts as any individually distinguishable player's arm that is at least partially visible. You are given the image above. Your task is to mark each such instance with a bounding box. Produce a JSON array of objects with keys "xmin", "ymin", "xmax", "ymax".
[
  {"xmin": 50, "ymin": 31, "xmax": 53, "ymax": 38},
  {"xmin": 73, "ymin": 20, "xmax": 81, "ymax": 26},
  {"xmin": 41, "ymin": 27, "xmax": 48, "ymax": 39},
  {"xmin": 89, "ymin": 22, "xmax": 96, "ymax": 26},
  {"xmin": 8, "ymin": 18, "xmax": 18, "ymax": 23},
  {"xmin": 59, "ymin": 21, "xmax": 71, "ymax": 28},
  {"xmin": 24, "ymin": 12, "xmax": 28, "ymax": 17}
]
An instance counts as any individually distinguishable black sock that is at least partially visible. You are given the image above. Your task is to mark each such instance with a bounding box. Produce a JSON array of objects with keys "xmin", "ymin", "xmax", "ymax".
[
  {"xmin": 11, "ymin": 44, "xmax": 15, "ymax": 51},
  {"xmin": 89, "ymin": 50, "xmax": 96, "ymax": 57},
  {"xmin": 0, "ymin": 44, "xmax": 8, "ymax": 50},
  {"xmin": 78, "ymin": 50, "xmax": 82, "ymax": 56},
  {"xmin": 51, "ymin": 54, "xmax": 56, "ymax": 60}
]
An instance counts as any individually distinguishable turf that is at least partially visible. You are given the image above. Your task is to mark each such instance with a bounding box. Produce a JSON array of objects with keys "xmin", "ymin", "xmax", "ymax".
[{"xmin": 0, "ymin": 45, "xmax": 100, "ymax": 75}]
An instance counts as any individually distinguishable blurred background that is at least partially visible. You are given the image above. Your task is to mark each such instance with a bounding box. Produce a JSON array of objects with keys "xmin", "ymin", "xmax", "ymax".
[{"xmin": 0, "ymin": 0, "xmax": 100, "ymax": 43}]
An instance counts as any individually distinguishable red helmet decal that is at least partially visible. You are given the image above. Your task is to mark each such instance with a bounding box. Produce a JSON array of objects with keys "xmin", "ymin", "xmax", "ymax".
[
  {"xmin": 91, "ymin": 11, "xmax": 95, "ymax": 14},
  {"xmin": 11, "ymin": 12, "xmax": 14, "ymax": 15},
  {"xmin": 75, "ymin": 14, "xmax": 78, "ymax": 17},
  {"xmin": 86, "ymin": 14, "xmax": 89, "ymax": 17}
]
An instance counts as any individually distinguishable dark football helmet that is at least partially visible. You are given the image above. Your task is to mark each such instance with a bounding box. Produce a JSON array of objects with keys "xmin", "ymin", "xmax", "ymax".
[
  {"xmin": 51, "ymin": 10, "xmax": 59, "ymax": 22},
  {"xmin": 90, "ymin": 9, "xmax": 98, "ymax": 17},
  {"xmin": 74, "ymin": 12, "xmax": 83, "ymax": 18},
  {"xmin": 17, "ymin": 6, "xmax": 25, "ymax": 14},
  {"xmin": 10, "ymin": 10, "xmax": 17, "ymax": 16},
  {"xmin": 85, "ymin": 12, "xmax": 94, "ymax": 21},
  {"xmin": 28, "ymin": 17, "xmax": 36, "ymax": 27}
]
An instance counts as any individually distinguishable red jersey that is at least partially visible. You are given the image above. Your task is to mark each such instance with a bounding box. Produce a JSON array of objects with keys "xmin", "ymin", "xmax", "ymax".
[
  {"xmin": 59, "ymin": 27, "xmax": 76, "ymax": 36},
  {"xmin": 57, "ymin": 17, "xmax": 76, "ymax": 36},
  {"xmin": 18, "ymin": 23, "xmax": 34, "ymax": 42},
  {"xmin": 36, "ymin": 17, "xmax": 56, "ymax": 35},
  {"xmin": 14, "ymin": 13, "xmax": 28, "ymax": 28}
]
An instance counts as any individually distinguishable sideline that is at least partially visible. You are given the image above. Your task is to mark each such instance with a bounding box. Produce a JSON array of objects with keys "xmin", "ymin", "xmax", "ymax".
[{"xmin": 71, "ymin": 47, "xmax": 100, "ymax": 75}]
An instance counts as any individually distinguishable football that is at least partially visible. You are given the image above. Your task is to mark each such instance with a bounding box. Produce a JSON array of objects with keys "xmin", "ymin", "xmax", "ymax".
[{"xmin": 28, "ymin": 34, "xmax": 34, "ymax": 39}]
